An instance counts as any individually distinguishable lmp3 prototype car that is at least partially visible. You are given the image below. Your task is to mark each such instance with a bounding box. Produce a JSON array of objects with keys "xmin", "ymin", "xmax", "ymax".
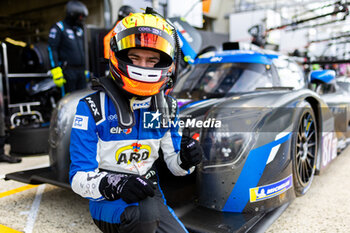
[{"xmin": 6, "ymin": 49, "xmax": 350, "ymax": 232}]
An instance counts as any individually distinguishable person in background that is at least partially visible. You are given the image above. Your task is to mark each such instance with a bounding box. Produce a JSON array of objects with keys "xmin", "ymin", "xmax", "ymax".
[
  {"xmin": 48, "ymin": 0, "xmax": 89, "ymax": 94},
  {"xmin": 69, "ymin": 9, "xmax": 203, "ymax": 233},
  {"xmin": 0, "ymin": 94, "xmax": 21, "ymax": 163},
  {"xmin": 0, "ymin": 139, "xmax": 21, "ymax": 163}
]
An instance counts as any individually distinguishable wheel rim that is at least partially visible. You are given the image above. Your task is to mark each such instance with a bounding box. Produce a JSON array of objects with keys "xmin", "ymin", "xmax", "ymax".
[{"xmin": 296, "ymin": 111, "xmax": 317, "ymax": 185}]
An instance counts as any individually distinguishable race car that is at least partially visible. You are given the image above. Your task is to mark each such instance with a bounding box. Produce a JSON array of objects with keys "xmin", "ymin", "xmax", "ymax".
[{"xmin": 6, "ymin": 48, "xmax": 349, "ymax": 232}]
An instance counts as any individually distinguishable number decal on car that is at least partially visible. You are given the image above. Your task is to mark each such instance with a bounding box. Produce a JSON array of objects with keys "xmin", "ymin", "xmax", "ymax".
[{"xmin": 322, "ymin": 132, "xmax": 337, "ymax": 167}]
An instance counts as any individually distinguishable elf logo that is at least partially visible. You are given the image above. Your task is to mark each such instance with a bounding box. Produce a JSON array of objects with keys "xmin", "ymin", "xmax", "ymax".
[
  {"xmin": 115, "ymin": 143, "xmax": 151, "ymax": 165},
  {"xmin": 110, "ymin": 127, "xmax": 132, "ymax": 134}
]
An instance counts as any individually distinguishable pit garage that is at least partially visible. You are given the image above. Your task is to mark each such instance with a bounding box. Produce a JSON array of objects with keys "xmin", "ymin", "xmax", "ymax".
[{"xmin": 1, "ymin": 0, "xmax": 350, "ymax": 232}]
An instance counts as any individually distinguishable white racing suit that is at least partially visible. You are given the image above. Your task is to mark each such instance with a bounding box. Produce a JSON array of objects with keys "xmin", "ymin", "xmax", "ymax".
[{"xmin": 69, "ymin": 91, "xmax": 191, "ymax": 233}]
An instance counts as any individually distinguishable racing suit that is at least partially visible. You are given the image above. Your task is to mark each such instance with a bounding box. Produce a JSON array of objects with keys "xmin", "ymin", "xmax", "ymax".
[
  {"xmin": 69, "ymin": 91, "xmax": 190, "ymax": 233},
  {"xmin": 48, "ymin": 20, "xmax": 86, "ymax": 93}
]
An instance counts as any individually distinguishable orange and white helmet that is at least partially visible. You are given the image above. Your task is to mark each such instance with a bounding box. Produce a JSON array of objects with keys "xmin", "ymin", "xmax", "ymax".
[{"xmin": 109, "ymin": 12, "xmax": 176, "ymax": 97}]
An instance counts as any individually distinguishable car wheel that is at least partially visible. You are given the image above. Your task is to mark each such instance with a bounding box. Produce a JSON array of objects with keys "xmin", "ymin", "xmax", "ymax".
[
  {"xmin": 292, "ymin": 101, "xmax": 318, "ymax": 196},
  {"xmin": 9, "ymin": 126, "xmax": 49, "ymax": 155}
]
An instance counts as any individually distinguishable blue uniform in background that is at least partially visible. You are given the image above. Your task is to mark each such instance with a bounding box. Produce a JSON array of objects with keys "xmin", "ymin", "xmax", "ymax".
[{"xmin": 48, "ymin": 20, "xmax": 86, "ymax": 93}]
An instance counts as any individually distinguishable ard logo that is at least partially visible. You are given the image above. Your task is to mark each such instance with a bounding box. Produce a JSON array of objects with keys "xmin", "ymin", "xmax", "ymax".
[{"xmin": 115, "ymin": 143, "xmax": 151, "ymax": 164}]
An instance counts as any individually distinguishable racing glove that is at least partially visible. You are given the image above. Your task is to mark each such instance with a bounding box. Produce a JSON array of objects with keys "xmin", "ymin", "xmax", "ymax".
[
  {"xmin": 51, "ymin": 66, "xmax": 66, "ymax": 87},
  {"xmin": 99, "ymin": 173, "xmax": 156, "ymax": 203},
  {"xmin": 179, "ymin": 130, "xmax": 203, "ymax": 170}
]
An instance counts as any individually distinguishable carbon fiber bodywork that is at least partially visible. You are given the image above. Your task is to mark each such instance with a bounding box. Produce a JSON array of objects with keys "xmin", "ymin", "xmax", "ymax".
[{"xmin": 174, "ymin": 88, "xmax": 333, "ymax": 213}]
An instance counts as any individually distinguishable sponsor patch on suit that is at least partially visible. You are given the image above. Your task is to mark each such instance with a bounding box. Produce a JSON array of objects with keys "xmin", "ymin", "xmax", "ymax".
[{"xmin": 73, "ymin": 115, "xmax": 89, "ymax": 130}]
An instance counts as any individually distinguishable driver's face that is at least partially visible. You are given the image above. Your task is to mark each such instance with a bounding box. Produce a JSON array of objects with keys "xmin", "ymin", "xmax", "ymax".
[{"xmin": 127, "ymin": 49, "xmax": 160, "ymax": 68}]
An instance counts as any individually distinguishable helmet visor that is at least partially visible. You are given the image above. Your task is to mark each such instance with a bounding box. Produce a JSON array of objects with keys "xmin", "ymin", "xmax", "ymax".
[{"xmin": 114, "ymin": 27, "xmax": 175, "ymax": 59}]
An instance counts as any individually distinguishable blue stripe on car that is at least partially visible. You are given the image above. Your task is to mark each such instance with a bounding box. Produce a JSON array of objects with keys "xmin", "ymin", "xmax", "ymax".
[
  {"xmin": 222, "ymin": 132, "xmax": 291, "ymax": 212},
  {"xmin": 179, "ymin": 99, "xmax": 209, "ymax": 111},
  {"xmin": 195, "ymin": 50, "xmax": 278, "ymax": 65}
]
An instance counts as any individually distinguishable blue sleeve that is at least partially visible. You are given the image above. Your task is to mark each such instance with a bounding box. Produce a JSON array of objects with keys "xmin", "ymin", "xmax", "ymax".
[{"xmin": 69, "ymin": 100, "xmax": 99, "ymax": 184}]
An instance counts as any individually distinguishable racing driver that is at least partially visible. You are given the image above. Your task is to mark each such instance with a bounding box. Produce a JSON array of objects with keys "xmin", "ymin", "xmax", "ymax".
[{"xmin": 69, "ymin": 9, "xmax": 203, "ymax": 233}]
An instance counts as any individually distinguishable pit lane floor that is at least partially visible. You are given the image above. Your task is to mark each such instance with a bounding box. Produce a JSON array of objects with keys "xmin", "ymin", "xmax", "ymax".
[{"xmin": 1, "ymin": 145, "xmax": 350, "ymax": 233}]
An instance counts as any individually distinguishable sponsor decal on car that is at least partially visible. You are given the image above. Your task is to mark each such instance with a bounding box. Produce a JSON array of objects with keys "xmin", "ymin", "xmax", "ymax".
[
  {"xmin": 210, "ymin": 56, "xmax": 223, "ymax": 62},
  {"xmin": 322, "ymin": 132, "xmax": 337, "ymax": 167},
  {"xmin": 249, "ymin": 175, "xmax": 293, "ymax": 203}
]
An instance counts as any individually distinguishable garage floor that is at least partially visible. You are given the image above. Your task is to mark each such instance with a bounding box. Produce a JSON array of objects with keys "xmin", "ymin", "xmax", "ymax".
[
  {"xmin": 267, "ymin": 145, "xmax": 350, "ymax": 233},
  {"xmin": 0, "ymin": 147, "xmax": 99, "ymax": 233},
  {"xmin": 1, "ymin": 146, "xmax": 350, "ymax": 233}
]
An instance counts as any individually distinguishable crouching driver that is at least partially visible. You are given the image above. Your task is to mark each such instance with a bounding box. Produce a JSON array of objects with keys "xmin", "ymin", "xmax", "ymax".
[{"xmin": 69, "ymin": 9, "xmax": 203, "ymax": 233}]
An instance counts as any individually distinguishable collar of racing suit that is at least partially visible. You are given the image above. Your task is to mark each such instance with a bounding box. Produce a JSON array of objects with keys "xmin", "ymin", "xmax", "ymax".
[
  {"xmin": 91, "ymin": 76, "xmax": 170, "ymax": 129},
  {"xmin": 130, "ymin": 97, "xmax": 151, "ymax": 110}
]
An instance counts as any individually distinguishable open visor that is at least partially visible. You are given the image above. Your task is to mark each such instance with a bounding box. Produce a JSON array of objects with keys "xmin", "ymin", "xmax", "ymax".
[{"xmin": 114, "ymin": 27, "xmax": 175, "ymax": 59}]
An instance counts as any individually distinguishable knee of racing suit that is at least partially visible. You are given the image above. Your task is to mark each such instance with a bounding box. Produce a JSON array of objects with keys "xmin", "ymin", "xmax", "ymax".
[{"xmin": 119, "ymin": 197, "xmax": 160, "ymax": 233}]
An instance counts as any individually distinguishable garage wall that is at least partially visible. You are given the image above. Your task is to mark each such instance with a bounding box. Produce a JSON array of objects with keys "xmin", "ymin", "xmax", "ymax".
[
  {"xmin": 0, "ymin": 0, "xmax": 104, "ymax": 43},
  {"xmin": 211, "ymin": 0, "xmax": 234, "ymax": 34}
]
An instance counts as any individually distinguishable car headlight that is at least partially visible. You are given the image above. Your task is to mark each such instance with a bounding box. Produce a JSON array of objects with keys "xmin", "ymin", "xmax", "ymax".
[{"xmin": 201, "ymin": 131, "xmax": 254, "ymax": 169}]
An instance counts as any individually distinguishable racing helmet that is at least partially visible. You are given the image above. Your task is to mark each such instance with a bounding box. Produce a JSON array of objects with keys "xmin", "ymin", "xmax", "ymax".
[
  {"xmin": 109, "ymin": 12, "xmax": 176, "ymax": 97},
  {"xmin": 66, "ymin": 0, "xmax": 89, "ymax": 26},
  {"xmin": 117, "ymin": 5, "xmax": 135, "ymax": 21}
]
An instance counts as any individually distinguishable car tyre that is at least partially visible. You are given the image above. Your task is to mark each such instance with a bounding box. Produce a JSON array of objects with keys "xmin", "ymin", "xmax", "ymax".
[
  {"xmin": 9, "ymin": 126, "xmax": 49, "ymax": 155},
  {"xmin": 291, "ymin": 101, "xmax": 318, "ymax": 196}
]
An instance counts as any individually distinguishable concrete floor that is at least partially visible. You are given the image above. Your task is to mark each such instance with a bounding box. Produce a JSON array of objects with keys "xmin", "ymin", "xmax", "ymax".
[
  {"xmin": 267, "ymin": 146, "xmax": 350, "ymax": 233},
  {"xmin": 0, "ymin": 153, "xmax": 99, "ymax": 233},
  {"xmin": 1, "ymin": 145, "xmax": 350, "ymax": 233}
]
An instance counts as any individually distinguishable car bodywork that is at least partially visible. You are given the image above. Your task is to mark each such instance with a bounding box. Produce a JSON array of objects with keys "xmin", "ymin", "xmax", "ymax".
[
  {"xmin": 310, "ymin": 72, "xmax": 350, "ymax": 149},
  {"xmin": 6, "ymin": 49, "xmax": 349, "ymax": 232}
]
